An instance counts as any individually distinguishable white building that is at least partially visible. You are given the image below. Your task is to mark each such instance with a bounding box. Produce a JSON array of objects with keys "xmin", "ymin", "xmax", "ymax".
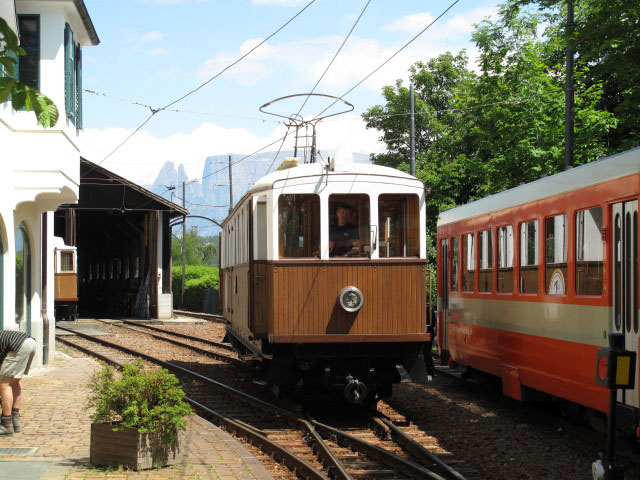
[{"xmin": 0, "ymin": 1, "xmax": 99, "ymax": 365}]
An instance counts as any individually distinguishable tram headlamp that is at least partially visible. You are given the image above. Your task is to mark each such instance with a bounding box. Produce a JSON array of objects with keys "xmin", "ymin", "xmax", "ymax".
[{"xmin": 339, "ymin": 286, "xmax": 363, "ymax": 312}]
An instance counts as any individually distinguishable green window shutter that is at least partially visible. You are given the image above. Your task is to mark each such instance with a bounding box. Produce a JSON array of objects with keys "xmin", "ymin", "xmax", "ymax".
[
  {"xmin": 76, "ymin": 45, "xmax": 82, "ymax": 129},
  {"xmin": 64, "ymin": 23, "xmax": 75, "ymax": 123}
]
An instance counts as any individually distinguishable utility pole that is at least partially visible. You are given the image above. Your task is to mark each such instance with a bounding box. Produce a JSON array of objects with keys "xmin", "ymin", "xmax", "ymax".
[
  {"xmin": 228, "ymin": 154, "xmax": 233, "ymax": 214},
  {"xmin": 409, "ymin": 83, "xmax": 416, "ymax": 176},
  {"xmin": 564, "ymin": 0, "xmax": 575, "ymax": 170},
  {"xmin": 181, "ymin": 181, "xmax": 186, "ymax": 308}
]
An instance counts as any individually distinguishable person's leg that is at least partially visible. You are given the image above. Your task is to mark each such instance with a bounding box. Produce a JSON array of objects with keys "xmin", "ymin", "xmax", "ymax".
[
  {"xmin": 0, "ymin": 379, "xmax": 13, "ymax": 416},
  {"xmin": 10, "ymin": 380, "xmax": 20, "ymax": 411}
]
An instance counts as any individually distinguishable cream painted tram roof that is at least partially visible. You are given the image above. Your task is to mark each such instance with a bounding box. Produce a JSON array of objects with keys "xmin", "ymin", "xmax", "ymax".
[
  {"xmin": 247, "ymin": 162, "xmax": 423, "ymax": 195},
  {"xmin": 438, "ymin": 147, "xmax": 640, "ymax": 227}
]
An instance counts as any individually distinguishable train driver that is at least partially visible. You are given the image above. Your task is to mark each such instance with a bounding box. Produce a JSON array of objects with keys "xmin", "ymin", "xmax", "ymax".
[{"xmin": 329, "ymin": 204, "xmax": 361, "ymax": 256}]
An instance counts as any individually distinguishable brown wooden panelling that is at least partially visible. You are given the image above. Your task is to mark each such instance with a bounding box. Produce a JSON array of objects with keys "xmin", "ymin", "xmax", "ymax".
[
  {"xmin": 253, "ymin": 260, "xmax": 426, "ymax": 339},
  {"xmin": 55, "ymin": 273, "xmax": 77, "ymax": 301}
]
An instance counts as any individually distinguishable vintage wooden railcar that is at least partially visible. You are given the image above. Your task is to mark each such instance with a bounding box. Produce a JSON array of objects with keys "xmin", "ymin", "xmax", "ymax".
[
  {"xmin": 220, "ymin": 156, "xmax": 432, "ymax": 404},
  {"xmin": 54, "ymin": 236, "xmax": 78, "ymax": 321},
  {"xmin": 436, "ymin": 147, "xmax": 640, "ymax": 433}
]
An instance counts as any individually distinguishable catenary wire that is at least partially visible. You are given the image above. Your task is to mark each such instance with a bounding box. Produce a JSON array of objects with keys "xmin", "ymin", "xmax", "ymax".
[
  {"xmin": 312, "ymin": 0, "xmax": 461, "ymax": 120},
  {"xmin": 96, "ymin": 0, "xmax": 317, "ymax": 165}
]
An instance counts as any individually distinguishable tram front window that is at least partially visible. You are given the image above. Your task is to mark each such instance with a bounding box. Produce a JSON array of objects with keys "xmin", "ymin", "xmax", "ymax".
[
  {"xmin": 378, "ymin": 194, "xmax": 419, "ymax": 257},
  {"xmin": 278, "ymin": 194, "xmax": 320, "ymax": 258},
  {"xmin": 329, "ymin": 194, "xmax": 370, "ymax": 257}
]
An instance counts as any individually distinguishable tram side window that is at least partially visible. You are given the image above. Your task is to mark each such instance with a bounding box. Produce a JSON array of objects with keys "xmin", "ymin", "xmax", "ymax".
[
  {"xmin": 462, "ymin": 233, "xmax": 475, "ymax": 292},
  {"xmin": 520, "ymin": 220, "xmax": 538, "ymax": 294},
  {"xmin": 61, "ymin": 252, "xmax": 74, "ymax": 272},
  {"xmin": 545, "ymin": 214, "xmax": 567, "ymax": 295},
  {"xmin": 576, "ymin": 207, "xmax": 603, "ymax": 295},
  {"xmin": 479, "ymin": 229, "xmax": 492, "ymax": 292},
  {"xmin": 278, "ymin": 194, "xmax": 320, "ymax": 258},
  {"xmin": 498, "ymin": 225, "xmax": 514, "ymax": 293},
  {"xmin": 329, "ymin": 194, "xmax": 370, "ymax": 257},
  {"xmin": 451, "ymin": 237, "xmax": 459, "ymax": 292},
  {"xmin": 378, "ymin": 194, "xmax": 419, "ymax": 257}
]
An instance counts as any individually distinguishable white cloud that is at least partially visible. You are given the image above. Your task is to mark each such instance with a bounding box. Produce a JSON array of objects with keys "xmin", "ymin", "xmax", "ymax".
[
  {"xmin": 142, "ymin": 31, "xmax": 164, "ymax": 42},
  {"xmin": 252, "ymin": 0, "xmax": 309, "ymax": 5},
  {"xmin": 147, "ymin": 47, "xmax": 167, "ymax": 56},
  {"xmin": 195, "ymin": 5, "xmax": 499, "ymax": 93},
  {"xmin": 79, "ymin": 116, "xmax": 384, "ymax": 185}
]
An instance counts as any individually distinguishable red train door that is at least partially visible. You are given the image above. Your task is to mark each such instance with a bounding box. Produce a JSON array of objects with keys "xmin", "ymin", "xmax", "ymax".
[
  {"xmin": 440, "ymin": 238, "xmax": 449, "ymax": 355},
  {"xmin": 612, "ymin": 200, "xmax": 639, "ymax": 408}
]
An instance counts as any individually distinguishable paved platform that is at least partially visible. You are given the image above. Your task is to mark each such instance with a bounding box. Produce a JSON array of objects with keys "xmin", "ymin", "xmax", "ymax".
[{"xmin": 0, "ymin": 352, "xmax": 272, "ymax": 480}]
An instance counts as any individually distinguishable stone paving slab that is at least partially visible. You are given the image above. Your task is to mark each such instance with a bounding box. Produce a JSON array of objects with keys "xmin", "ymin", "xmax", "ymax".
[{"xmin": 0, "ymin": 350, "xmax": 272, "ymax": 480}]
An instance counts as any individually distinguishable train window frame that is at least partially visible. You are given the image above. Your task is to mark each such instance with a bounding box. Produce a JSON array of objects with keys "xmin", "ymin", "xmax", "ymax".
[
  {"xmin": 450, "ymin": 236, "xmax": 459, "ymax": 292},
  {"xmin": 328, "ymin": 194, "xmax": 371, "ymax": 258},
  {"xmin": 462, "ymin": 232, "xmax": 475, "ymax": 292},
  {"xmin": 544, "ymin": 213, "xmax": 568, "ymax": 296},
  {"xmin": 478, "ymin": 229, "xmax": 493, "ymax": 293},
  {"xmin": 575, "ymin": 206, "xmax": 604, "ymax": 297},
  {"xmin": 497, "ymin": 224, "xmax": 514, "ymax": 294},
  {"xmin": 519, "ymin": 219, "xmax": 539, "ymax": 295},
  {"xmin": 278, "ymin": 193, "xmax": 321, "ymax": 259},
  {"xmin": 378, "ymin": 194, "xmax": 420, "ymax": 258}
]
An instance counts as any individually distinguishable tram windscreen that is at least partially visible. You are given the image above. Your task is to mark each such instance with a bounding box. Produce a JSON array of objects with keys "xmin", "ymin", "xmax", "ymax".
[
  {"xmin": 329, "ymin": 194, "xmax": 370, "ymax": 257},
  {"xmin": 278, "ymin": 194, "xmax": 320, "ymax": 258},
  {"xmin": 378, "ymin": 194, "xmax": 419, "ymax": 257}
]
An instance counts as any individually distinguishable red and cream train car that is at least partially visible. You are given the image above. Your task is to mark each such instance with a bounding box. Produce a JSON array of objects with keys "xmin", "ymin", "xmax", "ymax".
[
  {"xmin": 436, "ymin": 147, "xmax": 640, "ymax": 432},
  {"xmin": 220, "ymin": 155, "xmax": 432, "ymax": 404}
]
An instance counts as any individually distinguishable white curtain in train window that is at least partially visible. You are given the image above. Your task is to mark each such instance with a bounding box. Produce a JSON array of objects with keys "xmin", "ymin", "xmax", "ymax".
[
  {"xmin": 465, "ymin": 233, "xmax": 475, "ymax": 271},
  {"xmin": 479, "ymin": 230, "xmax": 492, "ymax": 270},
  {"xmin": 577, "ymin": 208, "xmax": 603, "ymax": 262},
  {"xmin": 520, "ymin": 220, "xmax": 538, "ymax": 266},
  {"xmin": 545, "ymin": 214, "xmax": 567, "ymax": 264},
  {"xmin": 498, "ymin": 225, "xmax": 513, "ymax": 268}
]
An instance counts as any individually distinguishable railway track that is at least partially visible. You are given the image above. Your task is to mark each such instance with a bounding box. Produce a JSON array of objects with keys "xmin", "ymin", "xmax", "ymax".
[
  {"xmin": 57, "ymin": 324, "xmax": 475, "ymax": 480},
  {"xmin": 173, "ymin": 309, "xmax": 225, "ymax": 322}
]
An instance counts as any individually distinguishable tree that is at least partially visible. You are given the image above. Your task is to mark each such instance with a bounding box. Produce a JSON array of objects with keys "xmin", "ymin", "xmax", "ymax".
[
  {"xmin": 363, "ymin": 5, "xmax": 617, "ymax": 258},
  {"xmin": 0, "ymin": 17, "xmax": 59, "ymax": 127},
  {"xmin": 171, "ymin": 228, "xmax": 219, "ymax": 267}
]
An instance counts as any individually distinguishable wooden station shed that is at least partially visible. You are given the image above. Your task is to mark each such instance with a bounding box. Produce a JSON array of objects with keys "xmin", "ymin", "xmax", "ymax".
[{"xmin": 55, "ymin": 158, "xmax": 187, "ymax": 319}]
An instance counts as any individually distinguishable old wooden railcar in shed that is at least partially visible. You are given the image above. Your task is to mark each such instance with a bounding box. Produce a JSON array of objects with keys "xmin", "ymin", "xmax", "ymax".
[{"xmin": 221, "ymin": 156, "xmax": 432, "ymax": 404}]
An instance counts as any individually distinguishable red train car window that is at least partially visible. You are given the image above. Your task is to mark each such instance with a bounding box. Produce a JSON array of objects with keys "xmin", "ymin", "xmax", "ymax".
[
  {"xmin": 451, "ymin": 237, "xmax": 459, "ymax": 292},
  {"xmin": 520, "ymin": 220, "xmax": 538, "ymax": 294},
  {"xmin": 545, "ymin": 214, "xmax": 567, "ymax": 295},
  {"xmin": 479, "ymin": 229, "xmax": 492, "ymax": 292},
  {"xmin": 576, "ymin": 207, "xmax": 603, "ymax": 296},
  {"xmin": 498, "ymin": 225, "xmax": 514, "ymax": 293},
  {"xmin": 462, "ymin": 233, "xmax": 475, "ymax": 292}
]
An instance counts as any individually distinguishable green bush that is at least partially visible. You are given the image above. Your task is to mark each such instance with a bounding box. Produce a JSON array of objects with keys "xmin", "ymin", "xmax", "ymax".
[
  {"xmin": 86, "ymin": 360, "xmax": 192, "ymax": 444},
  {"xmin": 172, "ymin": 265, "xmax": 219, "ymax": 312}
]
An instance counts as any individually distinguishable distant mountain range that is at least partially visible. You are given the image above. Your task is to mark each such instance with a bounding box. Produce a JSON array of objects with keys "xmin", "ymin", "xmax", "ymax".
[{"xmin": 147, "ymin": 151, "xmax": 371, "ymax": 235}]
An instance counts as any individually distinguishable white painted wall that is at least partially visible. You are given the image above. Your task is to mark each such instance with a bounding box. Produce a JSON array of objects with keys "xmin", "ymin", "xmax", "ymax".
[{"xmin": 0, "ymin": 0, "xmax": 98, "ymax": 367}]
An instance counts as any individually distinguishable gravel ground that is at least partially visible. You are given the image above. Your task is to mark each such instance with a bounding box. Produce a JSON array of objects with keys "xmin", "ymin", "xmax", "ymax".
[{"xmin": 60, "ymin": 320, "xmax": 640, "ymax": 480}]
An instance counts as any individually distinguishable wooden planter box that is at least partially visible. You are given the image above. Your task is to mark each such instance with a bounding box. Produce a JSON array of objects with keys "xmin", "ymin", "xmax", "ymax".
[{"xmin": 90, "ymin": 423, "xmax": 186, "ymax": 470}]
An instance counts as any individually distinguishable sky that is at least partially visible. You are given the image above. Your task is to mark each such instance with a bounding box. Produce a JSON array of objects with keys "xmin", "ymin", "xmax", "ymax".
[{"xmin": 79, "ymin": 0, "xmax": 499, "ymax": 184}]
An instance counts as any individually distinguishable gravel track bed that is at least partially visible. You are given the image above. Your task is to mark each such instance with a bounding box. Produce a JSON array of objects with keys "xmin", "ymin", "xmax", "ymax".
[{"xmin": 379, "ymin": 371, "xmax": 640, "ymax": 480}]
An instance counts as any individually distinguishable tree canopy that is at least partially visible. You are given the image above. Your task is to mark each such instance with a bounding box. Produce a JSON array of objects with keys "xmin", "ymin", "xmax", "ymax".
[{"xmin": 363, "ymin": 3, "xmax": 628, "ymax": 257}]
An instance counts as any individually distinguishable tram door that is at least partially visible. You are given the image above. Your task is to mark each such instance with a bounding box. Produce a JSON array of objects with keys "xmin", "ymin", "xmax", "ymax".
[
  {"xmin": 440, "ymin": 238, "xmax": 449, "ymax": 355},
  {"xmin": 612, "ymin": 200, "xmax": 639, "ymax": 407}
]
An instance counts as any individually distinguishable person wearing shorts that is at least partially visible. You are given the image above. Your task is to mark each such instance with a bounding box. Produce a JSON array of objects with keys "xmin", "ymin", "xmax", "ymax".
[{"xmin": 0, "ymin": 330, "xmax": 36, "ymax": 435}]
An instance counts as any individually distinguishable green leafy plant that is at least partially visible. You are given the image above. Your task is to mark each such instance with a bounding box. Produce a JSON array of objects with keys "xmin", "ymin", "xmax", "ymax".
[
  {"xmin": 0, "ymin": 16, "xmax": 59, "ymax": 127},
  {"xmin": 172, "ymin": 265, "xmax": 219, "ymax": 312},
  {"xmin": 86, "ymin": 360, "xmax": 192, "ymax": 444}
]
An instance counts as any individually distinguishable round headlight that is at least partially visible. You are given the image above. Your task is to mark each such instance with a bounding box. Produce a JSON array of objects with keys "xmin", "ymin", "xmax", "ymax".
[{"xmin": 339, "ymin": 286, "xmax": 363, "ymax": 312}]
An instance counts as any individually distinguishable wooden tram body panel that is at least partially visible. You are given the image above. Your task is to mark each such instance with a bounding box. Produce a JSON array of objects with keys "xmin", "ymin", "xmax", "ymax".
[
  {"xmin": 254, "ymin": 260, "xmax": 426, "ymax": 341},
  {"xmin": 220, "ymin": 160, "xmax": 430, "ymax": 401},
  {"xmin": 436, "ymin": 147, "xmax": 640, "ymax": 424}
]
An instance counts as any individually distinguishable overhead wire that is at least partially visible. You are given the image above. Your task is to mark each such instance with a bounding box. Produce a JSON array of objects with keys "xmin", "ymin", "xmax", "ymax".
[
  {"xmin": 96, "ymin": 0, "xmax": 317, "ymax": 166},
  {"xmin": 312, "ymin": 0, "xmax": 461, "ymax": 121}
]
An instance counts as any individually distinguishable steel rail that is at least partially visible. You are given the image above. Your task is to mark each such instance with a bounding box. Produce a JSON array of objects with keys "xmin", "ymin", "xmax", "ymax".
[
  {"xmin": 173, "ymin": 309, "xmax": 226, "ymax": 323},
  {"xmin": 58, "ymin": 334, "xmax": 327, "ymax": 479},
  {"xmin": 372, "ymin": 416, "xmax": 468, "ymax": 480},
  {"xmin": 310, "ymin": 419, "xmax": 448, "ymax": 480},
  {"xmin": 101, "ymin": 321, "xmax": 246, "ymax": 367},
  {"xmin": 57, "ymin": 326, "xmax": 460, "ymax": 479},
  {"xmin": 118, "ymin": 319, "xmax": 235, "ymax": 351}
]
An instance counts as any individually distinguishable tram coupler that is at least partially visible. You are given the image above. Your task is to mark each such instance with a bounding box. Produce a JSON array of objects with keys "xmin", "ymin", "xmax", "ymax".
[{"xmin": 592, "ymin": 333, "xmax": 636, "ymax": 480}]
